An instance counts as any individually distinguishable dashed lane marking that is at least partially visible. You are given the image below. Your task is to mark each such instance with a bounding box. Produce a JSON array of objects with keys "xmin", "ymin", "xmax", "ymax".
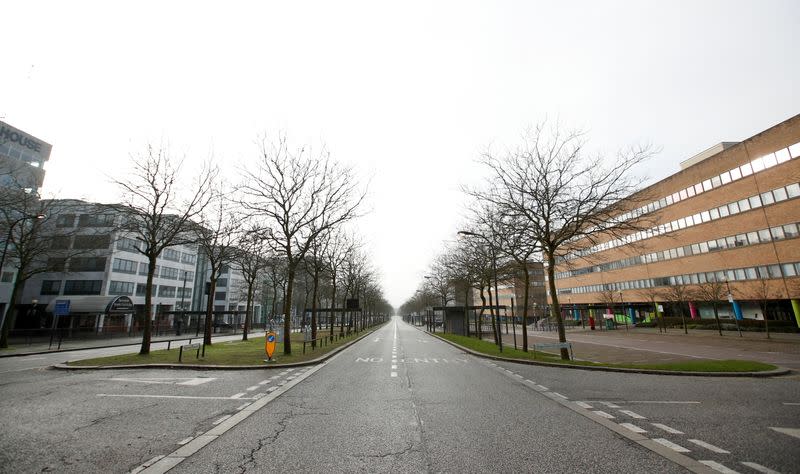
[
  {"xmin": 652, "ymin": 438, "xmax": 690, "ymax": 453},
  {"xmin": 177, "ymin": 438, "xmax": 193, "ymax": 446},
  {"xmin": 740, "ymin": 461, "xmax": 781, "ymax": 474},
  {"xmin": 535, "ymin": 384, "xmax": 549, "ymax": 391},
  {"xmin": 552, "ymin": 392, "xmax": 568, "ymax": 400},
  {"xmin": 699, "ymin": 460, "xmax": 739, "ymax": 473},
  {"xmin": 236, "ymin": 404, "xmax": 249, "ymax": 411},
  {"xmin": 231, "ymin": 393, "xmax": 246, "ymax": 399},
  {"xmin": 651, "ymin": 423, "xmax": 684, "ymax": 435},
  {"xmin": 600, "ymin": 401, "xmax": 621, "ymax": 409},
  {"xmin": 258, "ymin": 380, "xmax": 270, "ymax": 385},
  {"xmin": 688, "ymin": 439, "xmax": 730, "ymax": 454},
  {"xmin": 245, "ymin": 385, "xmax": 259, "ymax": 391},
  {"xmin": 619, "ymin": 423, "xmax": 647, "ymax": 434},
  {"xmin": 98, "ymin": 394, "xmax": 260, "ymax": 401},
  {"xmin": 782, "ymin": 402, "xmax": 800, "ymax": 406},
  {"xmin": 592, "ymin": 410, "xmax": 615, "ymax": 419},
  {"xmin": 576, "ymin": 402, "xmax": 593, "ymax": 409},
  {"xmin": 391, "ymin": 372, "xmax": 397, "ymax": 377},
  {"xmin": 619, "ymin": 409, "xmax": 646, "ymax": 419},
  {"xmin": 212, "ymin": 415, "xmax": 231, "ymax": 425},
  {"xmin": 769, "ymin": 427, "xmax": 800, "ymax": 440}
]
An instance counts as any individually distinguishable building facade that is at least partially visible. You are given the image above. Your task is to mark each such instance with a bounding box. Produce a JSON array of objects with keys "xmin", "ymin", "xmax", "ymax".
[{"xmin": 552, "ymin": 115, "xmax": 800, "ymax": 328}]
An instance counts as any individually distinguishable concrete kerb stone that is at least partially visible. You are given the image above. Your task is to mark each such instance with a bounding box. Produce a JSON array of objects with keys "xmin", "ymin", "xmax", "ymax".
[
  {"xmin": 51, "ymin": 325, "xmax": 385, "ymax": 371},
  {"xmin": 414, "ymin": 326, "xmax": 791, "ymax": 378}
]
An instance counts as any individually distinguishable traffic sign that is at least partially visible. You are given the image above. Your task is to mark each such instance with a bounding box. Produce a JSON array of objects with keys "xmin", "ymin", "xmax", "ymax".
[
  {"xmin": 265, "ymin": 331, "xmax": 277, "ymax": 360},
  {"xmin": 54, "ymin": 300, "xmax": 70, "ymax": 316}
]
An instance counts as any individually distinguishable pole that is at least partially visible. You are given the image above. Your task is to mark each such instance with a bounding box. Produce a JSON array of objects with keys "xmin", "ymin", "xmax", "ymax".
[
  {"xmin": 511, "ymin": 297, "xmax": 517, "ymax": 350},
  {"xmin": 492, "ymin": 246, "xmax": 502, "ymax": 352}
]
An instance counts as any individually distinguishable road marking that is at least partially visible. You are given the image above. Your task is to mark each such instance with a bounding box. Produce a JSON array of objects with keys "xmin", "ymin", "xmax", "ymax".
[
  {"xmin": 212, "ymin": 415, "xmax": 231, "ymax": 425},
  {"xmin": 535, "ymin": 384, "xmax": 548, "ymax": 391},
  {"xmin": 513, "ymin": 374, "xmax": 523, "ymax": 378},
  {"xmin": 391, "ymin": 365, "xmax": 397, "ymax": 369},
  {"xmin": 782, "ymin": 402, "xmax": 800, "ymax": 406},
  {"xmin": 110, "ymin": 377, "xmax": 214, "ymax": 386},
  {"xmin": 651, "ymin": 423, "xmax": 684, "ymax": 434},
  {"xmin": 629, "ymin": 401, "xmax": 700, "ymax": 404},
  {"xmin": 245, "ymin": 385, "xmax": 259, "ymax": 391},
  {"xmin": 552, "ymin": 392, "xmax": 568, "ymax": 400},
  {"xmin": 131, "ymin": 455, "xmax": 166, "ymax": 473},
  {"xmin": 236, "ymin": 404, "xmax": 249, "ymax": 410},
  {"xmin": 177, "ymin": 377, "xmax": 215, "ymax": 386},
  {"xmin": 619, "ymin": 423, "xmax": 647, "ymax": 434},
  {"xmin": 740, "ymin": 461, "xmax": 781, "ymax": 474},
  {"xmin": 177, "ymin": 437, "xmax": 193, "ymax": 445},
  {"xmin": 600, "ymin": 401, "xmax": 621, "ymax": 409},
  {"xmin": 269, "ymin": 375, "xmax": 280, "ymax": 380},
  {"xmin": 576, "ymin": 402, "xmax": 593, "ymax": 409},
  {"xmin": 619, "ymin": 410, "xmax": 646, "ymax": 419},
  {"xmin": 231, "ymin": 393, "xmax": 246, "ymax": 399},
  {"xmin": 689, "ymin": 439, "xmax": 729, "ymax": 454},
  {"xmin": 266, "ymin": 386, "xmax": 277, "ymax": 392},
  {"xmin": 769, "ymin": 427, "xmax": 800, "ymax": 440},
  {"xmin": 391, "ymin": 372, "xmax": 397, "ymax": 377},
  {"xmin": 286, "ymin": 368, "xmax": 294, "ymax": 372},
  {"xmin": 98, "ymin": 394, "xmax": 257, "ymax": 400},
  {"xmin": 258, "ymin": 380, "xmax": 270, "ymax": 385},
  {"xmin": 652, "ymin": 438, "xmax": 690, "ymax": 453},
  {"xmin": 699, "ymin": 460, "xmax": 739, "ymax": 473},
  {"xmin": 592, "ymin": 410, "xmax": 614, "ymax": 419}
]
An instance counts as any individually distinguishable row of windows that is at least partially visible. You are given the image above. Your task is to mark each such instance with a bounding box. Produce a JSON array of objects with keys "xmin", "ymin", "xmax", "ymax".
[
  {"xmin": 557, "ymin": 261, "xmax": 800, "ymax": 295},
  {"xmin": 134, "ymin": 284, "xmax": 192, "ymax": 298},
  {"xmin": 112, "ymin": 258, "xmax": 137, "ymax": 274},
  {"xmin": 55, "ymin": 214, "xmax": 117, "ymax": 228},
  {"xmin": 41, "ymin": 279, "xmax": 194, "ymax": 299},
  {"xmin": 566, "ymin": 181, "xmax": 800, "ymax": 260},
  {"xmin": 592, "ymin": 141, "xmax": 800, "ymax": 236},
  {"xmin": 556, "ymin": 221, "xmax": 800, "ymax": 280},
  {"xmin": 117, "ymin": 237, "xmax": 197, "ymax": 264}
]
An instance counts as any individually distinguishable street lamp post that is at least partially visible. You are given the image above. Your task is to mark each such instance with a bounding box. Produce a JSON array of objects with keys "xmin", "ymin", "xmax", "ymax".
[
  {"xmin": 0, "ymin": 213, "xmax": 46, "ymax": 341},
  {"xmin": 458, "ymin": 230, "xmax": 502, "ymax": 352}
]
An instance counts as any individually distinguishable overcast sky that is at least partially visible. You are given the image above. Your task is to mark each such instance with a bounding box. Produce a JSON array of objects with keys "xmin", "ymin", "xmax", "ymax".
[{"xmin": 2, "ymin": 1, "xmax": 799, "ymax": 308}]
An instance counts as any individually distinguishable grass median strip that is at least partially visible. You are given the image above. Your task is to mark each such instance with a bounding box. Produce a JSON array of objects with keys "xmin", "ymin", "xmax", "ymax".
[
  {"xmin": 67, "ymin": 331, "xmax": 365, "ymax": 367},
  {"xmin": 437, "ymin": 333, "xmax": 777, "ymax": 372}
]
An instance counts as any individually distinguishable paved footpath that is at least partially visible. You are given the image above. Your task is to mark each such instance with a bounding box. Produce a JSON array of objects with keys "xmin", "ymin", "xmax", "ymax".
[{"xmin": 494, "ymin": 325, "xmax": 800, "ymax": 369}]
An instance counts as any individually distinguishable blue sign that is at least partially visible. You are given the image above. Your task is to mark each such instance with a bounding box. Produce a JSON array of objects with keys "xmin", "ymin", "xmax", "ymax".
[
  {"xmin": 267, "ymin": 334, "xmax": 275, "ymax": 343},
  {"xmin": 54, "ymin": 300, "xmax": 70, "ymax": 316}
]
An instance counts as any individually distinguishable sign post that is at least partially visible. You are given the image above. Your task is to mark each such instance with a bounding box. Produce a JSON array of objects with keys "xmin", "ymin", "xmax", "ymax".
[{"xmin": 264, "ymin": 331, "xmax": 277, "ymax": 362}]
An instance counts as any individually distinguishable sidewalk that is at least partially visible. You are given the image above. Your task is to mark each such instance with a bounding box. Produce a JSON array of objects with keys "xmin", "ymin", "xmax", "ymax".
[{"xmin": 495, "ymin": 325, "xmax": 800, "ymax": 369}]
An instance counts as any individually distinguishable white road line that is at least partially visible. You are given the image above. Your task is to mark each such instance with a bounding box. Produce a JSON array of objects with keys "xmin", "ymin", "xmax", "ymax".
[
  {"xmin": 629, "ymin": 401, "xmax": 700, "ymax": 404},
  {"xmin": 258, "ymin": 380, "xmax": 270, "ymax": 385},
  {"xmin": 699, "ymin": 460, "xmax": 740, "ymax": 473},
  {"xmin": 619, "ymin": 409, "xmax": 646, "ymax": 419},
  {"xmin": 782, "ymin": 402, "xmax": 800, "ymax": 406},
  {"xmin": 286, "ymin": 368, "xmax": 294, "ymax": 372},
  {"xmin": 600, "ymin": 402, "xmax": 621, "ymax": 408},
  {"xmin": 689, "ymin": 439, "xmax": 730, "ymax": 454},
  {"xmin": 740, "ymin": 461, "xmax": 781, "ymax": 474},
  {"xmin": 236, "ymin": 404, "xmax": 249, "ymax": 410},
  {"xmin": 266, "ymin": 387, "xmax": 277, "ymax": 392},
  {"xmin": 769, "ymin": 427, "xmax": 800, "ymax": 440},
  {"xmin": 652, "ymin": 438, "xmax": 690, "ymax": 453},
  {"xmin": 592, "ymin": 410, "xmax": 615, "ymax": 419},
  {"xmin": 651, "ymin": 423, "xmax": 684, "ymax": 434},
  {"xmin": 177, "ymin": 437, "xmax": 193, "ymax": 446},
  {"xmin": 391, "ymin": 372, "xmax": 397, "ymax": 377},
  {"xmin": 535, "ymin": 385, "xmax": 549, "ymax": 391},
  {"xmin": 212, "ymin": 415, "xmax": 231, "ymax": 425},
  {"xmin": 177, "ymin": 377, "xmax": 215, "ymax": 386},
  {"xmin": 245, "ymin": 385, "xmax": 259, "ymax": 391},
  {"xmin": 619, "ymin": 423, "xmax": 647, "ymax": 434},
  {"xmin": 576, "ymin": 402, "xmax": 593, "ymax": 409},
  {"xmin": 97, "ymin": 394, "xmax": 257, "ymax": 400},
  {"xmin": 391, "ymin": 365, "xmax": 397, "ymax": 369},
  {"xmin": 231, "ymin": 393, "xmax": 246, "ymax": 399},
  {"xmin": 552, "ymin": 392, "xmax": 568, "ymax": 400},
  {"xmin": 513, "ymin": 374, "xmax": 523, "ymax": 378}
]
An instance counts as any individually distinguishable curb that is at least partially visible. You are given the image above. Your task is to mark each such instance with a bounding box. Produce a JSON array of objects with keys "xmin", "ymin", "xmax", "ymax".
[
  {"xmin": 52, "ymin": 326, "xmax": 383, "ymax": 371},
  {"xmin": 415, "ymin": 326, "xmax": 791, "ymax": 377}
]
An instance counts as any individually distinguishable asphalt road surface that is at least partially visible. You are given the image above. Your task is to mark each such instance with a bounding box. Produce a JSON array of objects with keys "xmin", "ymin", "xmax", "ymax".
[{"xmin": 0, "ymin": 317, "xmax": 797, "ymax": 473}]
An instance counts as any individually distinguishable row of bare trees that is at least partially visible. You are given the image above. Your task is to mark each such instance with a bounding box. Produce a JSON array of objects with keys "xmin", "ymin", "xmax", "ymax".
[{"xmin": 0, "ymin": 136, "xmax": 392, "ymax": 354}]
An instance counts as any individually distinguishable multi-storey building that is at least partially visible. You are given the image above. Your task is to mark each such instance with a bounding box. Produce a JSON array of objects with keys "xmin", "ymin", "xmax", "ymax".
[{"xmin": 552, "ymin": 115, "xmax": 800, "ymax": 328}]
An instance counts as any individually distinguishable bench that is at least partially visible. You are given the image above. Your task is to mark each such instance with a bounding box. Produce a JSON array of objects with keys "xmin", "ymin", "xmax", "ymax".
[
  {"xmin": 532, "ymin": 342, "xmax": 574, "ymax": 360},
  {"xmin": 179, "ymin": 342, "xmax": 203, "ymax": 362}
]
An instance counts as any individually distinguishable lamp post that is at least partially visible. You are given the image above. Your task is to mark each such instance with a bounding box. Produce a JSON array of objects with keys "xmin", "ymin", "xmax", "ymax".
[
  {"xmin": 458, "ymin": 230, "xmax": 502, "ymax": 352},
  {"xmin": 0, "ymin": 213, "xmax": 46, "ymax": 341}
]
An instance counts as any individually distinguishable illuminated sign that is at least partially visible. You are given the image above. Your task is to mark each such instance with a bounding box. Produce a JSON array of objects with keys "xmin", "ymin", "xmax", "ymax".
[{"xmin": 265, "ymin": 332, "xmax": 277, "ymax": 360}]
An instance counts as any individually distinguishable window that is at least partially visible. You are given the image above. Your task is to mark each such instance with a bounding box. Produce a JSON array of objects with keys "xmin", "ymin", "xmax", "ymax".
[
  {"xmin": 786, "ymin": 183, "xmax": 800, "ymax": 199},
  {"xmin": 760, "ymin": 191, "xmax": 774, "ymax": 206},
  {"xmin": 136, "ymin": 283, "xmax": 147, "ymax": 296},
  {"xmin": 711, "ymin": 175, "xmax": 722, "ymax": 188},
  {"xmin": 1, "ymin": 271, "xmax": 14, "ymax": 282},
  {"xmin": 699, "ymin": 242, "xmax": 709, "ymax": 253},
  {"xmin": 679, "ymin": 189, "xmax": 688, "ymax": 200},
  {"xmin": 64, "ymin": 280, "xmax": 103, "ymax": 295},
  {"xmin": 771, "ymin": 226, "xmax": 785, "ymax": 240},
  {"xmin": 56, "ymin": 214, "xmax": 75, "ymax": 228},
  {"xmin": 735, "ymin": 269, "xmax": 746, "ymax": 280},
  {"xmin": 47, "ymin": 257, "xmax": 67, "ymax": 271},
  {"xmin": 700, "ymin": 211, "xmax": 711, "ymax": 223},
  {"xmin": 783, "ymin": 223, "xmax": 799, "ymax": 238},
  {"xmin": 709, "ymin": 208, "xmax": 720, "ymax": 220},
  {"xmin": 70, "ymin": 257, "xmax": 107, "ymax": 272},
  {"xmin": 747, "ymin": 231, "xmax": 760, "ymax": 244},
  {"xmin": 768, "ymin": 265, "xmax": 782, "ymax": 278},
  {"xmin": 718, "ymin": 204, "xmax": 730, "ymax": 217},
  {"xmin": 729, "ymin": 167, "xmax": 742, "ymax": 180},
  {"xmin": 160, "ymin": 266, "xmax": 179, "ymax": 280},
  {"xmin": 740, "ymin": 162, "xmax": 753, "ymax": 177},
  {"xmin": 162, "ymin": 248, "xmax": 181, "ymax": 261},
  {"xmin": 50, "ymin": 235, "xmax": 71, "ymax": 249},
  {"xmin": 757, "ymin": 229, "xmax": 771, "ymax": 242},
  {"xmin": 694, "ymin": 183, "xmax": 704, "ymax": 195},
  {"xmin": 702, "ymin": 179, "xmax": 712, "ymax": 191},
  {"xmin": 117, "ymin": 237, "xmax": 140, "ymax": 252},
  {"xmin": 73, "ymin": 235, "xmax": 111, "ymax": 249},
  {"xmin": 782, "ymin": 263, "xmax": 797, "ymax": 277},
  {"xmin": 751, "ymin": 157, "xmax": 765, "ymax": 172},
  {"xmin": 181, "ymin": 253, "xmax": 196, "ymax": 265},
  {"xmin": 763, "ymin": 153, "xmax": 778, "ymax": 168},
  {"xmin": 41, "ymin": 280, "xmax": 61, "ymax": 295},
  {"xmin": 177, "ymin": 287, "xmax": 193, "ymax": 299},
  {"xmin": 217, "ymin": 278, "xmax": 228, "ymax": 287},
  {"xmin": 776, "ymin": 148, "xmax": 791, "ymax": 163},
  {"xmin": 734, "ymin": 234, "xmax": 747, "ymax": 247},
  {"xmin": 139, "ymin": 263, "xmax": 159, "ymax": 276},
  {"xmin": 745, "ymin": 268, "xmax": 758, "ymax": 279},
  {"xmin": 773, "ymin": 187, "xmax": 788, "ymax": 202},
  {"xmin": 108, "ymin": 280, "xmax": 134, "ymax": 296},
  {"xmin": 158, "ymin": 285, "xmax": 176, "ymax": 297},
  {"xmin": 720, "ymin": 171, "xmax": 731, "ymax": 185},
  {"xmin": 738, "ymin": 199, "xmax": 751, "ymax": 212},
  {"xmin": 790, "ymin": 142, "xmax": 800, "ymax": 159},
  {"xmin": 112, "ymin": 258, "xmax": 137, "ymax": 274},
  {"xmin": 214, "ymin": 291, "xmax": 227, "ymax": 301},
  {"xmin": 78, "ymin": 214, "xmax": 115, "ymax": 227}
]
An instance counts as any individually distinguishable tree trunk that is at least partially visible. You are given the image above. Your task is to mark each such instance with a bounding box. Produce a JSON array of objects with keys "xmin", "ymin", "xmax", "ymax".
[
  {"xmin": 546, "ymin": 252, "xmax": 569, "ymax": 360},
  {"xmin": 330, "ymin": 280, "xmax": 336, "ymax": 337},
  {"xmin": 488, "ymin": 286, "xmax": 497, "ymax": 346},
  {"xmin": 140, "ymin": 257, "xmax": 157, "ymax": 355},
  {"xmin": 283, "ymin": 266, "xmax": 296, "ymax": 355},
  {"xmin": 204, "ymin": 274, "xmax": 217, "ymax": 345},
  {"xmin": 242, "ymin": 281, "xmax": 254, "ymax": 341},
  {"xmin": 311, "ymin": 267, "xmax": 319, "ymax": 348},
  {"xmin": 762, "ymin": 301, "xmax": 770, "ymax": 339},
  {"xmin": 521, "ymin": 268, "xmax": 530, "ymax": 352},
  {"xmin": 0, "ymin": 277, "xmax": 23, "ymax": 348},
  {"xmin": 477, "ymin": 288, "xmax": 486, "ymax": 339},
  {"xmin": 713, "ymin": 302, "xmax": 722, "ymax": 336}
]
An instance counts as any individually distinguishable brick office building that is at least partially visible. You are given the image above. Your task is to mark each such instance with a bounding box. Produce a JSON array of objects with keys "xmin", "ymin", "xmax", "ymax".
[{"xmin": 552, "ymin": 115, "xmax": 800, "ymax": 328}]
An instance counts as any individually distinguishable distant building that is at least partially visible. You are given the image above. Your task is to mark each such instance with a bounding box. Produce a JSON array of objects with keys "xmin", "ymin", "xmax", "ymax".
[
  {"xmin": 552, "ymin": 115, "xmax": 800, "ymax": 328},
  {"xmin": 0, "ymin": 120, "xmax": 51, "ymax": 193}
]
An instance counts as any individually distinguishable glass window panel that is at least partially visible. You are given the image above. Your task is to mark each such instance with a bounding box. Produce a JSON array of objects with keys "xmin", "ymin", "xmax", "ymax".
[
  {"xmin": 771, "ymin": 226, "xmax": 785, "ymax": 240},
  {"xmin": 714, "ymin": 271, "xmax": 725, "ymax": 281},
  {"xmin": 717, "ymin": 238, "xmax": 727, "ymax": 249},
  {"xmin": 748, "ymin": 195, "xmax": 762, "ymax": 208},
  {"xmin": 709, "ymin": 208, "xmax": 720, "ymax": 220},
  {"xmin": 694, "ymin": 183, "xmax": 704, "ymax": 195},
  {"xmin": 739, "ymin": 199, "xmax": 751, "ymax": 211},
  {"xmin": 699, "ymin": 242, "xmax": 709, "ymax": 253},
  {"xmin": 748, "ymin": 231, "xmax": 761, "ymax": 244},
  {"xmin": 693, "ymin": 213, "xmax": 703, "ymax": 224},
  {"xmin": 773, "ymin": 187, "xmax": 788, "ymax": 202},
  {"xmin": 718, "ymin": 205, "xmax": 729, "ymax": 217},
  {"xmin": 735, "ymin": 269, "xmax": 746, "ymax": 280},
  {"xmin": 702, "ymin": 179, "xmax": 712, "ymax": 191},
  {"xmin": 768, "ymin": 265, "xmax": 782, "ymax": 278},
  {"xmin": 669, "ymin": 248, "xmax": 678, "ymax": 259},
  {"xmin": 679, "ymin": 189, "xmax": 688, "ymax": 200},
  {"xmin": 745, "ymin": 267, "xmax": 758, "ymax": 279},
  {"xmin": 665, "ymin": 194, "xmax": 674, "ymax": 206},
  {"xmin": 761, "ymin": 191, "xmax": 775, "ymax": 205},
  {"xmin": 725, "ymin": 269, "xmax": 736, "ymax": 281},
  {"xmin": 763, "ymin": 152, "xmax": 778, "ymax": 168},
  {"xmin": 775, "ymin": 148, "xmax": 790, "ymax": 163},
  {"xmin": 751, "ymin": 157, "xmax": 765, "ymax": 172},
  {"xmin": 730, "ymin": 167, "xmax": 742, "ymax": 180},
  {"xmin": 676, "ymin": 246, "xmax": 686, "ymax": 257},
  {"xmin": 725, "ymin": 236, "xmax": 736, "ymax": 247},
  {"xmin": 786, "ymin": 183, "xmax": 800, "ymax": 198},
  {"xmin": 783, "ymin": 263, "xmax": 798, "ymax": 277},
  {"xmin": 783, "ymin": 223, "xmax": 799, "ymax": 238},
  {"xmin": 698, "ymin": 272, "xmax": 707, "ymax": 283},
  {"xmin": 728, "ymin": 201, "xmax": 740, "ymax": 214},
  {"xmin": 735, "ymin": 234, "xmax": 747, "ymax": 246},
  {"xmin": 677, "ymin": 217, "xmax": 686, "ymax": 228},
  {"xmin": 708, "ymin": 239, "xmax": 719, "ymax": 251},
  {"xmin": 691, "ymin": 243, "xmax": 701, "ymax": 254},
  {"xmin": 711, "ymin": 175, "xmax": 722, "ymax": 188},
  {"xmin": 720, "ymin": 171, "xmax": 732, "ymax": 185},
  {"xmin": 758, "ymin": 229, "xmax": 772, "ymax": 242},
  {"xmin": 689, "ymin": 274, "xmax": 699, "ymax": 284},
  {"xmin": 789, "ymin": 142, "xmax": 800, "ymax": 159},
  {"xmin": 740, "ymin": 162, "xmax": 753, "ymax": 177},
  {"xmin": 701, "ymin": 210, "xmax": 711, "ymax": 222},
  {"xmin": 757, "ymin": 266, "xmax": 769, "ymax": 278},
  {"xmin": 659, "ymin": 198, "xmax": 667, "ymax": 208}
]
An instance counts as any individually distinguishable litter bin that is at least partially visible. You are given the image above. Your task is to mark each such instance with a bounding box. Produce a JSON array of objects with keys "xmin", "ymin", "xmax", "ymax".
[{"xmin": 605, "ymin": 318, "xmax": 615, "ymax": 330}]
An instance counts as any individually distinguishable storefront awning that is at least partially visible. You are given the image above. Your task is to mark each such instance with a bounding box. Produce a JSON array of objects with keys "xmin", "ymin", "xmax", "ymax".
[{"xmin": 45, "ymin": 295, "xmax": 135, "ymax": 315}]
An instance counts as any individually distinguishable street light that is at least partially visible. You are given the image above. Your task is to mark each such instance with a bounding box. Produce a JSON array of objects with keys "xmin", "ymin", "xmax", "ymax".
[
  {"xmin": 0, "ymin": 213, "xmax": 46, "ymax": 340},
  {"xmin": 458, "ymin": 230, "xmax": 502, "ymax": 352}
]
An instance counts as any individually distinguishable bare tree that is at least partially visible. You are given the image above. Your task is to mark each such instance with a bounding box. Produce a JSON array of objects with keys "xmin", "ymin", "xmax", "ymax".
[
  {"xmin": 660, "ymin": 283, "xmax": 692, "ymax": 334},
  {"xmin": 233, "ymin": 226, "xmax": 270, "ymax": 341},
  {"xmin": 472, "ymin": 123, "xmax": 655, "ymax": 359},
  {"xmin": 240, "ymin": 136, "xmax": 365, "ymax": 355},
  {"xmin": 693, "ymin": 277, "xmax": 727, "ymax": 336},
  {"xmin": 748, "ymin": 276, "xmax": 780, "ymax": 339},
  {"xmin": 112, "ymin": 145, "xmax": 216, "ymax": 354},
  {"xmin": 323, "ymin": 230, "xmax": 353, "ymax": 337}
]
